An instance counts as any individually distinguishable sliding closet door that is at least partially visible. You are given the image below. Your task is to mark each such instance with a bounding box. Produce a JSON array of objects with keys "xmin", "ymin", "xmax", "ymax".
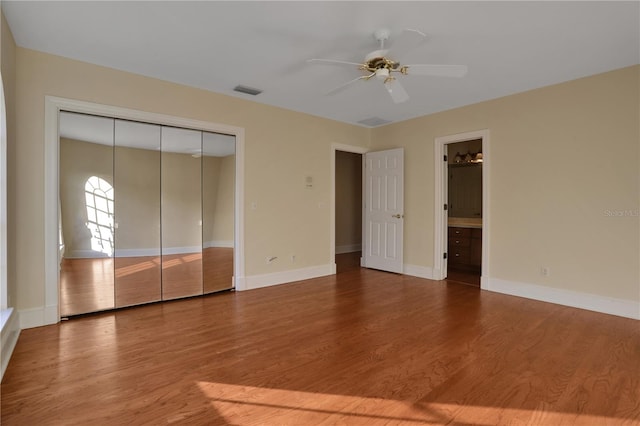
[
  {"xmin": 114, "ymin": 120, "xmax": 162, "ymax": 307},
  {"xmin": 202, "ymin": 132, "xmax": 235, "ymax": 293},
  {"xmin": 59, "ymin": 112, "xmax": 115, "ymax": 316},
  {"xmin": 161, "ymin": 127, "xmax": 203, "ymax": 299}
]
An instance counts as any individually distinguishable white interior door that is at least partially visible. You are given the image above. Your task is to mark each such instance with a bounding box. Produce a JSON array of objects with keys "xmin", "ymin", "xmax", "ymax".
[{"xmin": 363, "ymin": 148, "xmax": 404, "ymax": 273}]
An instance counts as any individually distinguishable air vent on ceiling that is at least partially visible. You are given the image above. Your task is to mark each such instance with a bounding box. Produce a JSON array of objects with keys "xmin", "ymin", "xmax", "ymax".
[
  {"xmin": 357, "ymin": 117, "xmax": 392, "ymax": 127},
  {"xmin": 233, "ymin": 85, "xmax": 262, "ymax": 96}
]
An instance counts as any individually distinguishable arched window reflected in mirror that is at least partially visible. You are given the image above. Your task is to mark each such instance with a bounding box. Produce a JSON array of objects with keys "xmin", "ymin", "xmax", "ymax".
[{"xmin": 84, "ymin": 176, "xmax": 114, "ymax": 257}]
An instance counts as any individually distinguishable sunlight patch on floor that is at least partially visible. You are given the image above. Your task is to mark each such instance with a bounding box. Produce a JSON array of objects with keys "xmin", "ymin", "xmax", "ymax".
[
  {"xmin": 115, "ymin": 260, "xmax": 158, "ymax": 278},
  {"xmin": 197, "ymin": 381, "xmax": 624, "ymax": 425},
  {"xmin": 197, "ymin": 381, "xmax": 438, "ymax": 424}
]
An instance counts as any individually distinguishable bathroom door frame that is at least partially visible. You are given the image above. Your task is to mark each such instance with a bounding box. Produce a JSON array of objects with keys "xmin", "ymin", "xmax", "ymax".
[
  {"xmin": 433, "ymin": 129, "xmax": 490, "ymax": 289},
  {"xmin": 44, "ymin": 96, "xmax": 246, "ymax": 325}
]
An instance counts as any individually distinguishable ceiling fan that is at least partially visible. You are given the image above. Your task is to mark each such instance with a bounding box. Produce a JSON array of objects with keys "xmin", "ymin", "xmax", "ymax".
[{"xmin": 307, "ymin": 29, "xmax": 468, "ymax": 104}]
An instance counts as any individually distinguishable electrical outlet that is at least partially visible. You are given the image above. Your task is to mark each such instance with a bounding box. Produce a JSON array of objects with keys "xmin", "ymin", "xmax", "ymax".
[{"xmin": 540, "ymin": 266, "xmax": 550, "ymax": 276}]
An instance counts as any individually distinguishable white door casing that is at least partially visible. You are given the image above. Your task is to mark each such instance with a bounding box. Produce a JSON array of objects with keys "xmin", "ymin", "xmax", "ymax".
[
  {"xmin": 434, "ymin": 129, "xmax": 490, "ymax": 287},
  {"xmin": 363, "ymin": 148, "xmax": 404, "ymax": 274}
]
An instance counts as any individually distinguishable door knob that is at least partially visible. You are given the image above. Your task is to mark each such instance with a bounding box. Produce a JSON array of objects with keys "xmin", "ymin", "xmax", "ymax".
[{"xmin": 392, "ymin": 214, "xmax": 404, "ymax": 219}]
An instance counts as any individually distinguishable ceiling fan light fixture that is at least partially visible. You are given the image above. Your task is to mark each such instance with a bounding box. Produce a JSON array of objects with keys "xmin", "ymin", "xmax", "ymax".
[
  {"xmin": 376, "ymin": 68, "xmax": 390, "ymax": 80},
  {"xmin": 307, "ymin": 27, "xmax": 467, "ymax": 105}
]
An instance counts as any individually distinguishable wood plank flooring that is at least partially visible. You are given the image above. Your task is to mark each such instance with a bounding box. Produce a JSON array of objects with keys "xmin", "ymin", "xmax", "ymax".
[
  {"xmin": 3, "ymin": 256, "xmax": 639, "ymax": 425},
  {"xmin": 446, "ymin": 267, "xmax": 481, "ymax": 287}
]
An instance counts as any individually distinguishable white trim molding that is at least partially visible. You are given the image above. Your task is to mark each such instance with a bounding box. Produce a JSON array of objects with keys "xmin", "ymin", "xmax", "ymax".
[
  {"xmin": 242, "ymin": 264, "xmax": 333, "ymax": 291},
  {"xmin": 403, "ymin": 263, "xmax": 438, "ymax": 281},
  {"xmin": 1, "ymin": 308, "xmax": 20, "ymax": 381},
  {"xmin": 203, "ymin": 240, "xmax": 234, "ymax": 249},
  {"xmin": 487, "ymin": 278, "xmax": 640, "ymax": 320},
  {"xmin": 18, "ymin": 305, "xmax": 59, "ymax": 329},
  {"xmin": 43, "ymin": 96, "xmax": 246, "ymax": 326},
  {"xmin": 335, "ymin": 244, "xmax": 362, "ymax": 254}
]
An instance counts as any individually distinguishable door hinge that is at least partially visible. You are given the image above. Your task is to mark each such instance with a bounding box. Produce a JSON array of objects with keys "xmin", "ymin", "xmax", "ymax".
[
  {"xmin": 444, "ymin": 203, "xmax": 448, "ymax": 211},
  {"xmin": 443, "ymin": 252, "xmax": 448, "ymax": 259},
  {"xmin": 443, "ymin": 154, "xmax": 448, "ymax": 162}
]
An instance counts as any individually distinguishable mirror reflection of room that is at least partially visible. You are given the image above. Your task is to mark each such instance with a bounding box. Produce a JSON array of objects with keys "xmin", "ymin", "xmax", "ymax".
[
  {"xmin": 58, "ymin": 112, "xmax": 235, "ymax": 317},
  {"xmin": 202, "ymin": 132, "xmax": 235, "ymax": 294}
]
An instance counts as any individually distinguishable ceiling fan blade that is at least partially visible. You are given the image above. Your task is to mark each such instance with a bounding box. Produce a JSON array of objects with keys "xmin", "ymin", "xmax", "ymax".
[
  {"xmin": 403, "ymin": 64, "xmax": 468, "ymax": 77},
  {"xmin": 387, "ymin": 29, "xmax": 428, "ymax": 60},
  {"xmin": 384, "ymin": 78, "xmax": 409, "ymax": 104},
  {"xmin": 307, "ymin": 58, "xmax": 364, "ymax": 67},
  {"xmin": 326, "ymin": 73, "xmax": 375, "ymax": 96}
]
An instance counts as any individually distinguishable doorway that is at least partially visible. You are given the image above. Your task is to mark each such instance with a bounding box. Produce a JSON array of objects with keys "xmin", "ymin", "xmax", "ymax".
[
  {"xmin": 334, "ymin": 150, "xmax": 363, "ymax": 273},
  {"xmin": 434, "ymin": 130, "xmax": 490, "ymax": 289},
  {"xmin": 446, "ymin": 139, "xmax": 483, "ymax": 286}
]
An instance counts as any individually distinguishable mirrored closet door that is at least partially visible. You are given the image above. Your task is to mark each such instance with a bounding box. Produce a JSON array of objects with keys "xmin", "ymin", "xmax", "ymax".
[
  {"xmin": 59, "ymin": 112, "xmax": 236, "ymax": 317},
  {"xmin": 160, "ymin": 127, "xmax": 203, "ymax": 300},
  {"xmin": 114, "ymin": 120, "xmax": 162, "ymax": 308},
  {"xmin": 202, "ymin": 132, "xmax": 235, "ymax": 294},
  {"xmin": 59, "ymin": 112, "xmax": 116, "ymax": 316}
]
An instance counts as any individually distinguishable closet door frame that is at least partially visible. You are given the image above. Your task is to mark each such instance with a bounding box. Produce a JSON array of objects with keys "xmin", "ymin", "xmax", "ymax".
[{"xmin": 44, "ymin": 96, "xmax": 245, "ymax": 325}]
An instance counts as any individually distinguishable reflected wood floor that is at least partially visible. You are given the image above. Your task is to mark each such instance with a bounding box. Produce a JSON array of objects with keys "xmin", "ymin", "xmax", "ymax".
[
  {"xmin": 3, "ymin": 258, "xmax": 639, "ymax": 425},
  {"xmin": 60, "ymin": 248, "xmax": 233, "ymax": 316}
]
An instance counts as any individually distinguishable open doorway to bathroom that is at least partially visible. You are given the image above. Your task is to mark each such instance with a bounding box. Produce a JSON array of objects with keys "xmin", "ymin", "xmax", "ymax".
[{"xmin": 446, "ymin": 139, "xmax": 483, "ymax": 286}]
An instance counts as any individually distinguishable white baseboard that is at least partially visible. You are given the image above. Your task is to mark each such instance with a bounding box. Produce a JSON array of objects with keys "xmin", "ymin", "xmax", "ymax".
[
  {"xmin": 1, "ymin": 308, "xmax": 20, "ymax": 381},
  {"xmin": 114, "ymin": 248, "xmax": 161, "ymax": 257},
  {"xmin": 65, "ymin": 249, "xmax": 111, "ymax": 259},
  {"xmin": 403, "ymin": 263, "xmax": 438, "ymax": 280},
  {"xmin": 336, "ymin": 244, "xmax": 362, "ymax": 254},
  {"xmin": 240, "ymin": 264, "xmax": 333, "ymax": 291},
  {"xmin": 69, "ymin": 243, "xmax": 233, "ymax": 259},
  {"xmin": 204, "ymin": 240, "xmax": 234, "ymax": 249},
  {"xmin": 67, "ymin": 246, "xmax": 203, "ymax": 258},
  {"xmin": 19, "ymin": 305, "xmax": 58, "ymax": 329},
  {"xmin": 487, "ymin": 278, "xmax": 640, "ymax": 320}
]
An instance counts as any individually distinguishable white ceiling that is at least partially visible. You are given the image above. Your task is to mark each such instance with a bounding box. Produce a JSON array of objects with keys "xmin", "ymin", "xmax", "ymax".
[
  {"xmin": 59, "ymin": 112, "xmax": 236, "ymax": 157},
  {"xmin": 4, "ymin": 1, "xmax": 639, "ymax": 127}
]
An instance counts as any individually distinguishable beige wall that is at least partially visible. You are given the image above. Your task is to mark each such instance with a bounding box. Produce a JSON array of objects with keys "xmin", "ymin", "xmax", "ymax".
[
  {"xmin": 8, "ymin": 24, "xmax": 639, "ymax": 313},
  {"xmin": 1, "ymin": 11, "xmax": 16, "ymax": 308},
  {"xmin": 372, "ymin": 66, "xmax": 640, "ymax": 302},
  {"xmin": 335, "ymin": 151, "xmax": 362, "ymax": 250},
  {"xmin": 14, "ymin": 47, "xmax": 370, "ymax": 310}
]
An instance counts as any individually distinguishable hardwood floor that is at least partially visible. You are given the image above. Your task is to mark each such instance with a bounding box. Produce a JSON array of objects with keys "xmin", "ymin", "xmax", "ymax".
[
  {"xmin": 446, "ymin": 267, "xmax": 481, "ymax": 287},
  {"xmin": 3, "ymin": 263, "xmax": 639, "ymax": 425}
]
